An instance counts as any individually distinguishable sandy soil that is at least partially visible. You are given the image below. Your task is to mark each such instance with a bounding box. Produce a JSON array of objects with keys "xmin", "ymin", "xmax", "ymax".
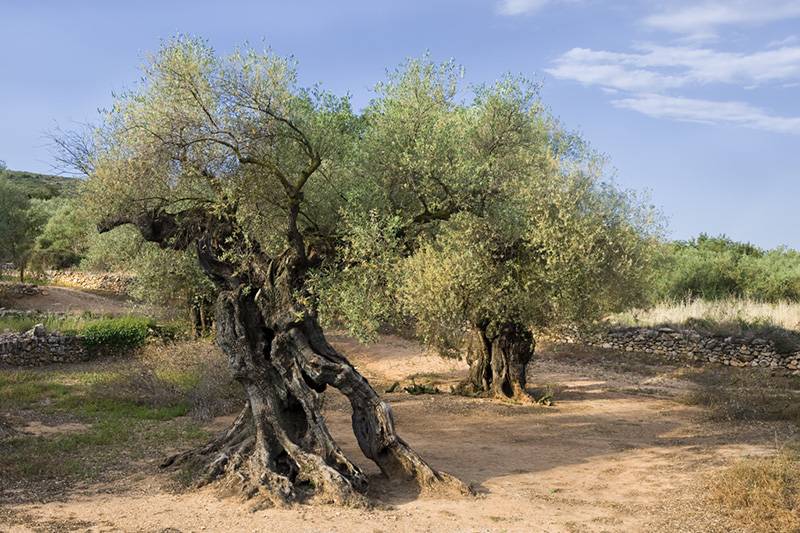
[{"xmin": 1, "ymin": 333, "xmax": 794, "ymax": 532}]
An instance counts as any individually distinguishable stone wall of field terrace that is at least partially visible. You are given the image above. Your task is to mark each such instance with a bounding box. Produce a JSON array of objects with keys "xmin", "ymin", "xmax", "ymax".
[
  {"xmin": 0, "ymin": 283, "xmax": 43, "ymax": 300},
  {"xmin": 543, "ymin": 326, "xmax": 800, "ymax": 376},
  {"xmin": 42, "ymin": 270, "xmax": 133, "ymax": 295},
  {"xmin": 0, "ymin": 325, "xmax": 89, "ymax": 366}
]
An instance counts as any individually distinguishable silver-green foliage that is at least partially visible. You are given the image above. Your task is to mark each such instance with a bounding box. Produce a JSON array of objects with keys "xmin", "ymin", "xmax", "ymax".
[
  {"xmin": 313, "ymin": 57, "xmax": 661, "ymax": 355},
  {"xmin": 59, "ymin": 38, "xmax": 659, "ymax": 357}
]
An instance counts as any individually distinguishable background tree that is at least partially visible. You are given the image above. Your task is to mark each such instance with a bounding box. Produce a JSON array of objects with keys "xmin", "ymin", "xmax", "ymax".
[
  {"xmin": 314, "ymin": 59, "xmax": 660, "ymax": 401},
  {"xmin": 0, "ymin": 175, "xmax": 50, "ymax": 282},
  {"xmin": 61, "ymin": 38, "xmax": 467, "ymax": 506},
  {"xmin": 651, "ymin": 234, "xmax": 800, "ymax": 302},
  {"xmin": 30, "ymin": 198, "xmax": 92, "ymax": 270}
]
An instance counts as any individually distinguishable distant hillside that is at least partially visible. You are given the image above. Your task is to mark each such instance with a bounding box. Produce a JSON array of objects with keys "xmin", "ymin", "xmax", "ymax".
[{"xmin": 3, "ymin": 169, "xmax": 82, "ymax": 199}]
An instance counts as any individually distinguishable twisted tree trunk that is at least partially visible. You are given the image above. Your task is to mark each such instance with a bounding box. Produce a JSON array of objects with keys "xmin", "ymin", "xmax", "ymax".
[
  {"xmin": 160, "ymin": 246, "xmax": 468, "ymax": 506},
  {"xmin": 454, "ymin": 323, "xmax": 534, "ymax": 401},
  {"xmin": 101, "ymin": 206, "xmax": 469, "ymax": 506}
]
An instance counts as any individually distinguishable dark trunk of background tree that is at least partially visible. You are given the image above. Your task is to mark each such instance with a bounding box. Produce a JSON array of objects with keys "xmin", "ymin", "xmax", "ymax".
[
  {"xmin": 454, "ymin": 323, "xmax": 534, "ymax": 401},
  {"xmin": 162, "ymin": 246, "xmax": 468, "ymax": 506}
]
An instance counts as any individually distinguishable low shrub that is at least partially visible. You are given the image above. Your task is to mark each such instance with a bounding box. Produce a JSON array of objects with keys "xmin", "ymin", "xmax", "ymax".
[{"xmin": 81, "ymin": 316, "xmax": 153, "ymax": 349}]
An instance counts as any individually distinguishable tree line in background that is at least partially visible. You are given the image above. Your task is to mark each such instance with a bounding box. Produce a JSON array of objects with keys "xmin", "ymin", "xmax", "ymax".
[
  {"xmin": 652, "ymin": 234, "xmax": 800, "ymax": 302},
  {"xmin": 0, "ymin": 161, "xmax": 214, "ymax": 330}
]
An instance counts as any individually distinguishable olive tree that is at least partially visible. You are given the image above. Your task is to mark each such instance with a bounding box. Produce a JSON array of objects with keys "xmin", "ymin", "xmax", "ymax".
[
  {"xmin": 315, "ymin": 59, "xmax": 659, "ymax": 401},
  {"xmin": 61, "ymin": 38, "xmax": 467, "ymax": 506}
]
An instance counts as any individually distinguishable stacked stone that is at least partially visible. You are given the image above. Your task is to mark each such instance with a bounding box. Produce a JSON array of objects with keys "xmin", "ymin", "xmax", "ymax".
[
  {"xmin": 44, "ymin": 270, "xmax": 133, "ymax": 295},
  {"xmin": 0, "ymin": 308, "xmax": 55, "ymax": 318},
  {"xmin": 0, "ymin": 283, "xmax": 43, "ymax": 299},
  {"xmin": 0, "ymin": 324, "xmax": 89, "ymax": 366},
  {"xmin": 543, "ymin": 326, "xmax": 800, "ymax": 376}
]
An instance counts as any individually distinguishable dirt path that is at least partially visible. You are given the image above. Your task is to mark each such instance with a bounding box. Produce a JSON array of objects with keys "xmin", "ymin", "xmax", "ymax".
[
  {"xmin": 5, "ymin": 286, "xmax": 148, "ymax": 316},
  {"xmin": 2, "ymin": 335, "xmax": 794, "ymax": 532}
]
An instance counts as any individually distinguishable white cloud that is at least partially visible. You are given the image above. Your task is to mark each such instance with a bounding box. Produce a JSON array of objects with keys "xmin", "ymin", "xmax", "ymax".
[
  {"xmin": 768, "ymin": 35, "xmax": 800, "ymax": 48},
  {"xmin": 644, "ymin": 1, "xmax": 800, "ymax": 39},
  {"xmin": 547, "ymin": 44, "xmax": 800, "ymax": 92},
  {"xmin": 541, "ymin": 1, "xmax": 800, "ymax": 134},
  {"xmin": 498, "ymin": 0, "xmax": 551, "ymax": 15},
  {"xmin": 612, "ymin": 93, "xmax": 800, "ymax": 134},
  {"xmin": 497, "ymin": 0, "xmax": 579, "ymax": 16}
]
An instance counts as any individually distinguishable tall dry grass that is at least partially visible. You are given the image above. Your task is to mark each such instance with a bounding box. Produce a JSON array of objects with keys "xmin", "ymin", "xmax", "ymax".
[
  {"xmin": 707, "ymin": 448, "xmax": 800, "ymax": 533},
  {"xmin": 612, "ymin": 298, "xmax": 800, "ymax": 332}
]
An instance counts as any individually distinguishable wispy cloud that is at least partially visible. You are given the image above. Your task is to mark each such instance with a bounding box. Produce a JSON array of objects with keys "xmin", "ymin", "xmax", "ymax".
[
  {"xmin": 497, "ymin": 0, "xmax": 579, "ymax": 16},
  {"xmin": 612, "ymin": 93, "xmax": 800, "ymax": 134},
  {"xmin": 768, "ymin": 35, "xmax": 800, "ymax": 48},
  {"xmin": 548, "ymin": 45, "xmax": 800, "ymax": 92},
  {"xmin": 498, "ymin": 0, "xmax": 550, "ymax": 15},
  {"xmin": 644, "ymin": 0, "xmax": 800, "ymax": 40}
]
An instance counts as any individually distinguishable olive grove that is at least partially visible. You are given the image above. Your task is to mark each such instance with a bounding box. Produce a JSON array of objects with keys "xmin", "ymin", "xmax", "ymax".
[{"xmin": 60, "ymin": 37, "xmax": 658, "ymax": 505}]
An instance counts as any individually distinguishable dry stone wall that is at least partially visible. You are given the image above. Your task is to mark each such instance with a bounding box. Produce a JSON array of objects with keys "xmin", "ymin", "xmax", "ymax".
[
  {"xmin": 43, "ymin": 270, "xmax": 133, "ymax": 295},
  {"xmin": 0, "ymin": 283, "xmax": 43, "ymax": 300},
  {"xmin": 544, "ymin": 326, "xmax": 800, "ymax": 376},
  {"xmin": 0, "ymin": 324, "xmax": 89, "ymax": 366}
]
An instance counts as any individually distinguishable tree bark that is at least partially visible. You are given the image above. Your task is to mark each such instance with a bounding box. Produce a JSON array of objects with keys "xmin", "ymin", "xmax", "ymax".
[
  {"xmin": 162, "ymin": 248, "xmax": 469, "ymax": 506},
  {"xmin": 199, "ymin": 303, "xmax": 207, "ymax": 335},
  {"xmin": 454, "ymin": 323, "xmax": 534, "ymax": 401}
]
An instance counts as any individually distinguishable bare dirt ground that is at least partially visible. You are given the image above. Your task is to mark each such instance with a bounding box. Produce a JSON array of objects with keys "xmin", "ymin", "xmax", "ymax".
[
  {"xmin": 1, "ymin": 290, "xmax": 797, "ymax": 532},
  {"xmin": 5, "ymin": 286, "xmax": 137, "ymax": 316}
]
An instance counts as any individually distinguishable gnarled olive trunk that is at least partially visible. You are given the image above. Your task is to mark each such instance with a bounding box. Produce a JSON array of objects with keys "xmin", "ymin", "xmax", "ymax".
[
  {"xmin": 103, "ymin": 205, "xmax": 469, "ymax": 505},
  {"xmin": 454, "ymin": 323, "xmax": 534, "ymax": 401},
  {"xmin": 161, "ymin": 247, "xmax": 468, "ymax": 506}
]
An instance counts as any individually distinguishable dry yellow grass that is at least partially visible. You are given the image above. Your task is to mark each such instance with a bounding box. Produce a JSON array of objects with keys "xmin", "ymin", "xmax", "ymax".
[
  {"xmin": 707, "ymin": 449, "xmax": 800, "ymax": 533},
  {"xmin": 612, "ymin": 298, "xmax": 800, "ymax": 332}
]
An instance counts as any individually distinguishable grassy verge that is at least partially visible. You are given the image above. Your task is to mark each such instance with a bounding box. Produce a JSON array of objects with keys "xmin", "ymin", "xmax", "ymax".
[
  {"xmin": 0, "ymin": 274, "xmax": 48, "ymax": 285},
  {"xmin": 0, "ymin": 340, "xmax": 240, "ymax": 495}
]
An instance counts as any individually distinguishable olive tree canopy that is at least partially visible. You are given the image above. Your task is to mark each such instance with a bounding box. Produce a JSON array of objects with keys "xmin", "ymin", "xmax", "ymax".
[{"xmin": 313, "ymin": 58, "xmax": 660, "ymax": 399}]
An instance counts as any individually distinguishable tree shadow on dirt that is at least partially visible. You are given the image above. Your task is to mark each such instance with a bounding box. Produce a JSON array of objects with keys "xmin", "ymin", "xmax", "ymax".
[{"xmin": 322, "ymin": 376, "xmax": 792, "ymax": 507}]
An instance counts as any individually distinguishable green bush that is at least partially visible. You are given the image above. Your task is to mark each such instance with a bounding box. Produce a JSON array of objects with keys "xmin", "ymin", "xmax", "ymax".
[
  {"xmin": 81, "ymin": 317, "xmax": 154, "ymax": 349},
  {"xmin": 653, "ymin": 234, "xmax": 800, "ymax": 303}
]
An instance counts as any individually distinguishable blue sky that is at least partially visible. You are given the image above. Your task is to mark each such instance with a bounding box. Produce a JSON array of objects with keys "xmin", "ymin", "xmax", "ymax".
[{"xmin": 1, "ymin": 0, "xmax": 798, "ymax": 248}]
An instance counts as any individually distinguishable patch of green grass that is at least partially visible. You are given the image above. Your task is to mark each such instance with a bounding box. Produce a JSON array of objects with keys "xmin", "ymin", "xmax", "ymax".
[
  {"xmin": 0, "ymin": 314, "xmax": 91, "ymax": 334},
  {"xmin": 0, "ymin": 340, "xmax": 236, "ymax": 490},
  {"xmin": 81, "ymin": 316, "xmax": 154, "ymax": 349},
  {"xmin": 0, "ymin": 372, "xmax": 71, "ymax": 408},
  {"xmin": 0, "ymin": 365, "xmax": 207, "ymax": 486},
  {"xmin": 57, "ymin": 396, "xmax": 190, "ymax": 420}
]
